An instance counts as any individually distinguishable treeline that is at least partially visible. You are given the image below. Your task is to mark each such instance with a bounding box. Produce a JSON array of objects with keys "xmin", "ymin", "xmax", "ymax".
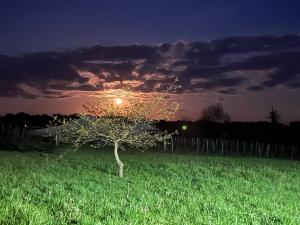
[
  {"xmin": 0, "ymin": 113, "xmax": 300, "ymax": 145},
  {"xmin": 0, "ymin": 113, "xmax": 77, "ymax": 136},
  {"xmin": 158, "ymin": 120, "xmax": 300, "ymax": 145}
]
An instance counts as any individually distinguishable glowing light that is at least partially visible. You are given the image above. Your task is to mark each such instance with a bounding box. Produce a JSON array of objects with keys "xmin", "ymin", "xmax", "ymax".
[
  {"xmin": 115, "ymin": 98, "xmax": 123, "ymax": 105},
  {"xmin": 181, "ymin": 124, "xmax": 188, "ymax": 131}
]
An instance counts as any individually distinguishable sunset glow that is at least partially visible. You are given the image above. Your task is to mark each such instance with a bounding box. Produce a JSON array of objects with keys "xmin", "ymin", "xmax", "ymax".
[
  {"xmin": 115, "ymin": 98, "xmax": 123, "ymax": 105},
  {"xmin": 0, "ymin": 1, "xmax": 300, "ymax": 123}
]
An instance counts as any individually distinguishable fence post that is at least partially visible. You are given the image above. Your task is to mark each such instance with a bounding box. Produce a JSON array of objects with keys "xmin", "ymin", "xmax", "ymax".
[
  {"xmin": 206, "ymin": 139, "xmax": 208, "ymax": 154},
  {"xmin": 221, "ymin": 140, "xmax": 224, "ymax": 155}
]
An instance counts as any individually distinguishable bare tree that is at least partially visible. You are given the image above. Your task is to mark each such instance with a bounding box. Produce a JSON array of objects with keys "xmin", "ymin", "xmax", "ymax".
[
  {"xmin": 200, "ymin": 103, "xmax": 231, "ymax": 123},
  {"xmin": 57, "ymin": 89, "xmax": 179, "ymax": 177},
  {"xmin": 268, "ymin": 107, "xmax": 281, "ymax": 124}
]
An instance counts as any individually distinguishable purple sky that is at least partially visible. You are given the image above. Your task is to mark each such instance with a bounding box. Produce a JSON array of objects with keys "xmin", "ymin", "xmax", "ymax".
[{"xmin": 1, "ymin": 1, "xmax": 300, "ymax": 122}]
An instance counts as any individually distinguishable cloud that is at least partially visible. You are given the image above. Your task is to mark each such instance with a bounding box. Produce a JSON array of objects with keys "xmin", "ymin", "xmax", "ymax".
[
  {"xmin": 216, "ymin": 88, "xmax": 237, "ymax": 95},
  {"xmin": 192, "ymin": 77, "xmax": 245, "ymax": 90},
  {"xmin": 246, "ymin": 85, "xmax": 265, "ymax": 91},
  {"xmin": 1, "ymin": 35, "xmax": 300, "ymax": 98},
  {"xmin": 286, "ymin": 82, "xmax": 300, "ymax": 88}
]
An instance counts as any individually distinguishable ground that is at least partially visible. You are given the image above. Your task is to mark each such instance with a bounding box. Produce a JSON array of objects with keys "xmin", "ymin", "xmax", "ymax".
[{"xmin": 0, "ymin": 147, "xmax": 299, "ymax": 225}]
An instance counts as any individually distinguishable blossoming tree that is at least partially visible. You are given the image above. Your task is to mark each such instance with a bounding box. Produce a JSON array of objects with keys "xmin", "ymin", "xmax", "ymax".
[{"xmin": 58, "ymin": 87, "xmax": 180, "ymax": 177}]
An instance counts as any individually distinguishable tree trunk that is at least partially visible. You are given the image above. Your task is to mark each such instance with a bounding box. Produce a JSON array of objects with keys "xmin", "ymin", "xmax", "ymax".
[
  {"xmin": 114, "ymin": 142, "xmax": 124, "ymax": 177},
  {"xmin": 55, "ymin": 133, "xmax": 59, "ymax": 146}
]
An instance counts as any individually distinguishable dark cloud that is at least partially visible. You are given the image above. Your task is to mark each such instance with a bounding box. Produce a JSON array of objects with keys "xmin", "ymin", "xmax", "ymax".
[
  {"xmin": 216, "ymin": 88, "xmax": 237, "ymax": 95},
  {"xmin": 192, "ymin": 77, "xmax": 245, "ymax": 90},
  {"xmin": 261, "ymin": 52, "xmax": 300, "ymax": 87},
  {"xmin": 1, "ymin": 35, "xmax": 300, "ymax": 98},
  {"xmin": 247, "ymin": 85, "xmax": 265, "ymax": 91},
  {"xmin": 286, "ymin": 82, "xmax": 300, "ymax": 89}
]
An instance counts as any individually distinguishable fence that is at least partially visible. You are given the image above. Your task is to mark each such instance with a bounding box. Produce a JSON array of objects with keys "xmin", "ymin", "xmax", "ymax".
[
  {"xmin": 0, "ymin": 124, "xmax": 27, "ymax": 137},
  {"xmin": 157, "ymin": 136, "xmax": 300, "ymax": 160},
  {"xmin": 1, "ymin": 125, "xmax": 299, "ymax": 160}
]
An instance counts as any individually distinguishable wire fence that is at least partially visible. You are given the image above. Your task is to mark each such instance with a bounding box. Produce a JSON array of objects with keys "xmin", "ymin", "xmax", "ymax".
[{"xmin": 157, "ymin": 136, "xmax": 300, "ymax": 160}]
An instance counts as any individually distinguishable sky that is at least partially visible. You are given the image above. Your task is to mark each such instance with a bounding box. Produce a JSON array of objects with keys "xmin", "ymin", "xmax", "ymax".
[{"xmin": 0, "ymin": 0, "xmax": 300, "ymax": 122}]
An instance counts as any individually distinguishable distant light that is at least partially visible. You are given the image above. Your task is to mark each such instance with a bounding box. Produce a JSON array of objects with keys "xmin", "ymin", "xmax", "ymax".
[
  {"xmin": 181, "ymin": 124, "xmax": 188, "ymax": 131},
  {"xmin": 115, "ymin": 98, "xmax": 123, "ymax": 105},
  {"xmin": 24, "ymin": 124, "xmax": 27, "ymax": 128}
]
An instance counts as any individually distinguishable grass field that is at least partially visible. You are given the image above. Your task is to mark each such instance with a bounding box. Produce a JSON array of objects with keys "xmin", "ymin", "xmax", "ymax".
[{"xmin": 0, "ymin": 147, "xmax": 299, "ymax": 225}]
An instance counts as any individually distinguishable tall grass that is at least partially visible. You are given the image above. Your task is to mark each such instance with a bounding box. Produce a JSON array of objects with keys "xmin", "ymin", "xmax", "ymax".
[{"xmin": 0, "ymin": 147, "xmax": 299, "ymax": 224}]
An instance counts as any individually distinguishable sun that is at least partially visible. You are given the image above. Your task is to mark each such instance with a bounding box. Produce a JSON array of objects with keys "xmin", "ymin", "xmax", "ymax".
[{"xmin": 115, "ymin": 98, "xmax": 123, "ymax": 105}]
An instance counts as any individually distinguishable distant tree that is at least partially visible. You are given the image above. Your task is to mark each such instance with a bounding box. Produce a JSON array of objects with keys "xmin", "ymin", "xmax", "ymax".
[
  {"xmin": 56, "ymin": 87, "xmax": 180, "ymax": 177},
  {"xmin": 200, "ymin": 103, "xmax": 231, "ymax": 123},
  {"xmin": 268, "ymin": 107, "xmax": 281, "ymax": 124}
]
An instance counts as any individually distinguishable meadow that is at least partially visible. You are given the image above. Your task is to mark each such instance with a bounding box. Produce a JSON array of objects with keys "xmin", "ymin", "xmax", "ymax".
[{"xmin": 0, "ymin": 147, "xmax": 299, "ymax": 225}]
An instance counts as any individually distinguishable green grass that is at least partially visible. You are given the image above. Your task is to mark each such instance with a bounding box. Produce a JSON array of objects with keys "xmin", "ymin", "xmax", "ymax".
[{"xmin": 0, "ymin": 147, "xmax": 299, "ymax": 225}]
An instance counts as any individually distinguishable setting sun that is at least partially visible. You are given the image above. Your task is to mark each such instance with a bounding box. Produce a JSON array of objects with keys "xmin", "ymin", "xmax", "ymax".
[{"xmin": 115, "ymin": 98, "xmax": 123, "ymax": 105}]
